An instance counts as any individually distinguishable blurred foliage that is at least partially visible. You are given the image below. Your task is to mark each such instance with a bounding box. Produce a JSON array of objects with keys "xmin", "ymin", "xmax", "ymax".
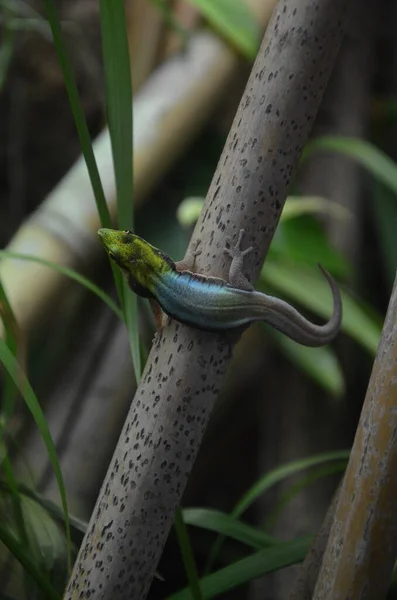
[
  {"xmin": 185, "ymin": 0, "xmax": 260, "ymax": 58},
  {"xmin": 148, "ymin": 0, "xmax": 260, "ymax": 59}
]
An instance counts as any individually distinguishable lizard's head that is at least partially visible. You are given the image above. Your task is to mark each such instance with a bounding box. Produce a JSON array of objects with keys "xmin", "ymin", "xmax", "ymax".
[{"xmin": 98, "ymin": 228, "xmax": 171, "ymax": 294}]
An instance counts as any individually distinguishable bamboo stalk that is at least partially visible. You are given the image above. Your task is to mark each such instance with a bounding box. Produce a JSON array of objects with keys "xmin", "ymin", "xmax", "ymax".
[
  {"xmin": 312, "ymin": 276, "xmax": 397, "ymax": 599},
  {"xmin": 64, "ymin": 1, "xmax": 351, "ymax": 598}
]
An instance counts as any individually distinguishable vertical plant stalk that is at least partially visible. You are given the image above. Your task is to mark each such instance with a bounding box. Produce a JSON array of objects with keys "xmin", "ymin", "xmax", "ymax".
[
  {"xmin": 312, "ymin": 275, "xmax": 397, "ymax": 599},
  {"xmin": 64, "ymin": 1, "xmax": 351, "ymax": 598},
  {"xmin": 98, "ymin": 0, "xmax": 140, "ymax": 379}
]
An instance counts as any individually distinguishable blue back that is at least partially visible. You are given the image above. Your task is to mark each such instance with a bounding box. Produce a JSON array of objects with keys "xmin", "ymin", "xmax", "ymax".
[{"xmin": 154, "ymin": 270, "xmax": 253, "ymax": 331}]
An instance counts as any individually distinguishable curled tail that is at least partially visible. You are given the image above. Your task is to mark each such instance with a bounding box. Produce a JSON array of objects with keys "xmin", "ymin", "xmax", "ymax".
[{"xmin": 253, "ymin": 265, "xmax": 342, "ymax": 347}]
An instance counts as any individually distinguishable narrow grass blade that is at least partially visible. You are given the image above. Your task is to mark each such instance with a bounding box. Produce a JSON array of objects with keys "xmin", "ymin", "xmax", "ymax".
[
  {"xmin": 234, "ymin": 451, "xmax": 349, "ymax": 516},
  {"xmin": 42, "ymin": 0, "xmax": 125, "ymax": 306},
  {"xmin": 168, "ymin": 537, "xmax": 311, "ymax": 599},
  {"xmin": 99, "ymin": 0, "xmax": 140, "ymax": 379},
  {"xmin": 0, "ymin": 339, "xmax": 71, "ymax": 573},
  {"xmin": 42, "ymin": 0, "xmax": 110, "ymax": 227},
  {"xmin": 1, "ymin": 454, "xmax": 28, "ymax": 551},
  {"xmin": 0, "ymin": 276, "xmax": 20, "ymax": 425},
  {"xmin": 0, "ymin": 250, "xmax": 123, "ymax": 321},
  {"xmin": 174, "ymin": 508, "xmax": 203, "ymax": 600},
  {"xmin": 182, "ymin": 508, "xmax": 278, "ymax": 550},
  {"xmin": 205, "ymin": 451, "xmax": 349, "ymax": 573},
  {"xmin": 264, "ymin": 461, "xmax": 346, "ymax": 529}
]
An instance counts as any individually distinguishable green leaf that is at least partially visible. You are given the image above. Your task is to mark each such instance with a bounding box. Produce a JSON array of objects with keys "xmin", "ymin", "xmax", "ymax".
[
  {"xmin": 233, "ymin": 451, "xmax": 349, "ymax": 519},
  {"xmin": 0, "ymin": 480, "xmax": 88, "ymax": 539},
  {"xmin": 261, "ymin": 262, "xmax": 382, "ymax": 355},
  {"xmin": 174, "ymin": 508, "xmax": 203, "ymax": 600},
  {"xmin": 0, "ymin": 340, "xmax": 71, "ymax": 573},
  {"xmin": 0, "ymin": 455, "xmax": 30, "ymax": 599},
  {"xmin": 1, "ymin": 456, "xmax": 28, "ymax": 546},
  {"xmin": 182, "ymin": 508, "xmax": 278, "ymax": 550},
  {"xmin": 20, "ymin": 495, "xmax": 68, "ymax": 585},
  {"xmin": 270, "ymin": 331, "xmax": 344, "ymax": 397},
  {"xmin": 99, "ymin": 0, "xmax": 140, "ymax": 380},
  {"xmin": 99, "ymin": 0, "xmax": 133, "ymax": 231},
  {"xmin": 0, "ymin": 250, "xmax": 123, "ymax": 321},
  {"xmin": 264, "ymin": 461, "xmax": 346, "ymax": 530},
  {"xmin": 0, "ymin": 485, "xmax": 69, "ymax": 591},
  {"xmin": 0, "ymin": 523, "xmax": 61, "ymax": 600},
  {"xmin": 177, "ymin": 197, "xmax": 205, "ymax": 228},
  {"xmin": 269, "ymin": 218, "xmax": 349, "ymax": 278},
  {"xmin": 186, "ymin": 0, "xmax": 260, "ymax": 59},
  {"xmin": 167, "ymin": 537, "xmax": 311, "ymax": 599},
  {"xmin": 281, "ymin": 196, "xmax": 351, "ymax": 222},
  {"xmin": 205, "ymin": 451, "xmax": 348, "ymax": 573},
  {"xmin": 303, "ymin": 136, "xmax": 397, "ymax": 196}
]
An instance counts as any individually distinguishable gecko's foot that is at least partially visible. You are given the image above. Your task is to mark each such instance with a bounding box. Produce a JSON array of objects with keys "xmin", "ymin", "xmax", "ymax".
[
  {"xmin": 176, "ymin": 238, "xmax": 202, "ymax": 273},
  {"xmin": 191, "ymin": 239, "xmax": 202, "ymax": 260},
  {"xmin": 223, "ymin": 229, "xmax": 253, "ymax": 291},
  {"xmin": 224, "ymin": 229, "xmax": 253, "ymax": 259}
]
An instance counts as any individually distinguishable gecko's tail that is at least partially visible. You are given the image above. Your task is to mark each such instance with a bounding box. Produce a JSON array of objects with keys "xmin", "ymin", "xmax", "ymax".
[{"xmin": 249, "ymin": 264, "xmax": 342, "ymax": 347}]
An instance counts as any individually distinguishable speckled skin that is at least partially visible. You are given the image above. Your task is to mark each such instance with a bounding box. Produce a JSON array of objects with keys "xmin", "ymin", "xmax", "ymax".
[
  {"xmin": 98, "ymin": 228, "xmax": 341, "ymax": 347},
  {"xmin": 65, "ymin": 2, "xmax": 350, "ymax": 598}
]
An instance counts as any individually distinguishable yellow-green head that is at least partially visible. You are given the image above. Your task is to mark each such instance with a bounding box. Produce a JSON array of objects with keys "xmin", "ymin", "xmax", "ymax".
[{"xmin": 98, "ymin": 228, "xmax": 173, "ymax": 297}]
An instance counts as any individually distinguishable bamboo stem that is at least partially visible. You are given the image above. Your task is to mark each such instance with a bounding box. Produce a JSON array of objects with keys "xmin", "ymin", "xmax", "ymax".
[{"xmin": 312, "ymin": 276, "xmax": 397, "ymax": 599}]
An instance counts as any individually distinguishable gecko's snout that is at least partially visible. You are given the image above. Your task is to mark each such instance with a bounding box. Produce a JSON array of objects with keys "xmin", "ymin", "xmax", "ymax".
[
  {"xmin": 98, "ymin": 228, "xmax": 119, "ymax": 260},
  {"xmin": 97, "ymin": 228, "xmax": 111, "ymax": 243},
  {"xmin": 97, "ymin": 228, "xmax": 120, "ymax": 251},
  {"xmin": 98, "ymin": 228, "xmax": 134, "ymax": 272}
]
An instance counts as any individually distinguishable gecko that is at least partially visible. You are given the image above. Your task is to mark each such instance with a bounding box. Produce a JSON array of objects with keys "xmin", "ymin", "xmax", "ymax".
[{"xmin": 98, "ymin": 228, "xmax": 342, "ymax": 347}]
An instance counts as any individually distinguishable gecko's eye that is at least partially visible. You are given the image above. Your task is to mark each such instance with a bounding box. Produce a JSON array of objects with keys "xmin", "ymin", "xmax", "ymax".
[{"xmin": 108, "ymin": 251, "xmax": 118, "ymax": 262}]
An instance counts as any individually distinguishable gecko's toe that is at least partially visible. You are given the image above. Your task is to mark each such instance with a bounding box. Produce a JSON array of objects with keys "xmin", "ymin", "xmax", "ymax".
[{"xmin": 236, "ymin": 229, "xmax": 246, "ymax": 247}]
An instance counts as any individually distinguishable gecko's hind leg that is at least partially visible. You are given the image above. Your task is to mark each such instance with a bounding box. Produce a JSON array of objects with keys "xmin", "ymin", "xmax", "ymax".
[
  {"xmin": 149, "ymin": 298, "xmax": 166, "ymax": 332},
  {"xmin": 175, "ymin": 238, "xmax": 202, "ymax": 273},
  {"xmin": 224, "ymin": 229, "xmax": 254, "ymax": 291}
]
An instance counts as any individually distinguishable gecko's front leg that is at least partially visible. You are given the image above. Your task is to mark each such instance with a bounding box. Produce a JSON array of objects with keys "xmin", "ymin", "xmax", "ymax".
[
  {"xmin": 224, "ymin": 229, "xmax": 254, "ymax": 291},
  {"xmin": 151, "ymin": 240, "xmax": 203, "ymax": 332},
  {"xmin": 175, "ymin": 239, "xmax": 202, "ymax": 273}
]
